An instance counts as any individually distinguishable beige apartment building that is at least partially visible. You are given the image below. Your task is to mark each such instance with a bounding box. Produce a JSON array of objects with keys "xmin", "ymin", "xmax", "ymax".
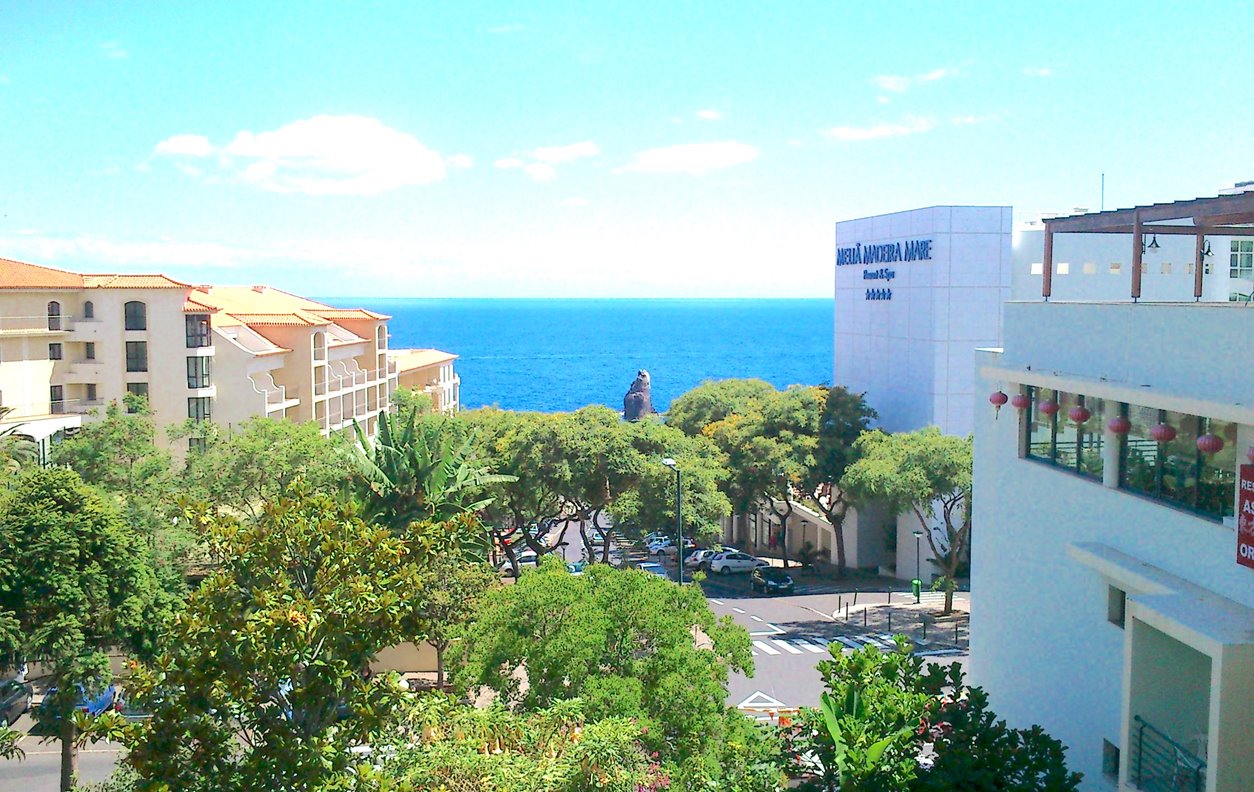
[
  {"xmin": 0, "ymin": 256, "xmax": 421, "ymax": 452},
  {"xmin": 389, "ymin": 348, "xmax": 460, "ymax": 412}
]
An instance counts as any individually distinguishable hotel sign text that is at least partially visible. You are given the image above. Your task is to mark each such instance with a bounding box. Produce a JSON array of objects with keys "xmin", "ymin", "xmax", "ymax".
[{"xmin": 838, "ymin": 238, "xmax": 933, "ymax": 301}]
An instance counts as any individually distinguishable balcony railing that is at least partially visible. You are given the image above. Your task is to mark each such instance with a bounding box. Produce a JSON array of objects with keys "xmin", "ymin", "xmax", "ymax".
[
  {"xmin": 1131, "ymin": 715, "xmax": 1206, "ymax": 792},
  {"xmin": 0, "ymin": 315, "xmax": 74, "ymax": 335}
]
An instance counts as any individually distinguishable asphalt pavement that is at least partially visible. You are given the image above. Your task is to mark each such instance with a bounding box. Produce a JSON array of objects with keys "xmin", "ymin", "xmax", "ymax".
[{"xmin": 1, "ymin": 711, "xmax": 123, "ymax": 791}]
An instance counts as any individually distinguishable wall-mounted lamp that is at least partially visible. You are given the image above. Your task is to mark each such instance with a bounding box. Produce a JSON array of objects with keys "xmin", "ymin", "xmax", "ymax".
[{"xmin": 1141, "ymin": 234, "xmax": 1160, "ymax": 254}]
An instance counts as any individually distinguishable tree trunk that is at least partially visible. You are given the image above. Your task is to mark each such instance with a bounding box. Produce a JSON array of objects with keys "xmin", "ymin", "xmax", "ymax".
[
  {"xmin": 779, "ymin": 509, "xmax": 790, "ymax": 568},
  {"xmin": 943, "ymin": 585, "xmax": 954, "ymax": 616},
  {"xmin": 435, "ymin": 643, "xmax": 445, "ymax": 689},
  {"xmin": 60, "ymin": 719, "xmax": 77, "ymax": 792}
]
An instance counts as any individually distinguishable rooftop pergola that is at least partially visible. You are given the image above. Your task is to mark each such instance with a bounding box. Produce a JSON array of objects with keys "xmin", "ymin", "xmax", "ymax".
[{"xmin": 1042, "ymin": 191, "xmax": 1254, "ymax": 301}]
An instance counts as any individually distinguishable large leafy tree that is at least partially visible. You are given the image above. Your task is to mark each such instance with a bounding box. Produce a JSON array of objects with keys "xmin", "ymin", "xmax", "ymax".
[
  {"xmin": 840, "ymin": 428, "xmax": 973, "ymax": 613},
  {"xmin": 804, "ymin": 386, "xmax": 878, "ymax": 576},
  {"xmin": 0, "ymin": 406, "xmax": 39, "ymax": 477},
  {"xmin": 177, "ymin": 417, "xmax": 352, "ymax": 522},
  {"xmin": 0, "ymin": 467, "xmax": 165, "ymax": 791},
  {"xmin": 453, "ymin": 560, "xmax": 761, "ymax": 786},
  {"xmin": 418, "ymin": 554, "xmax": 497, "ymax": 689},
  {"xmin": 124, "ymin": 489, "xmax": 427, "ymax": 791}
]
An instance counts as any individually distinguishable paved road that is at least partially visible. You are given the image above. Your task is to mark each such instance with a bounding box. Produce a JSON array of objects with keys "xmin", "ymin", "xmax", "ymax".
[{"xmin": 1, "ymin": 712, "xmax": 123, "ymax": 791}]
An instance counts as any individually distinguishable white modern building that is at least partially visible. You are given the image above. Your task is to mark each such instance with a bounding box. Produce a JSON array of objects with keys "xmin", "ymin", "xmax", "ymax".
[{"xmin": 971, "ymin": 191, "xmax": 1254, "ymax": 791}]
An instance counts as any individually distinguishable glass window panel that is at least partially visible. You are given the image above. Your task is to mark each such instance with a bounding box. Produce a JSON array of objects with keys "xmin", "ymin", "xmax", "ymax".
[{"xmin": 1027, "ymin": 387, "xmax": 1056, "ymax": 461}]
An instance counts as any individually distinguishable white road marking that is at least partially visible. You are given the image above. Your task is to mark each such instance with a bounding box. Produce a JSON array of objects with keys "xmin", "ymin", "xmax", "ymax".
[
  {"xmin": 833, "ymin": 636, "xmax": 864, "ymax": 650},
  {"xmin": 738, "ymin": 690, "xmax": 787, "ymax": 709},
  {"xmin": 748, "ymin": 622, "xmax": 786, "ymax": 636},
  {"xmin": 752, "ymin": 640, "xmax": 781, "ymax": 655},
  {"xmin": 732, "ymin": 607, "xmax": 746, "ymax": 614},
  {"xmin": 709, "ymin": 599, "xmax": 724, "ymax": 605},
  {"xmin": 793, "ymin": 639, "xmax": 828, "ymax": 653},
  {"xmin": 772, "ymin": 639, "xmax": 803, "ymax": 655},
  {"xmin": 749, "ymin": 615, "xmax": 763, "ymax": 622}
]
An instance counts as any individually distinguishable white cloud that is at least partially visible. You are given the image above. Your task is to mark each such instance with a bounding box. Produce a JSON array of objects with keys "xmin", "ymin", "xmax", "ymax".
[
  {"xmin": 824, "ymin": 116, "xmax": 935, "ymax": 141},
  {"xmin": 696, "ymin": 109, "xmax": 723, "ymax": 121},
  {"xmin": 920, "ymin": 67, "xmax": 958, "ymax": 82},
  {"xmin": 523, "ymin": 163, "xmax": 557, "ymax": 182},
  {"xmin": 154, "ymin": 134, "xmax": 215, "ymax": 157},
  {"xmin": 951, "ymin": 114, "xmax": 999, "ymax": 126},
  {"xmin": 617, "ymin": 141, "xmax": 759, "ymax": 175},
  {"xmin": 873, "ymin": 75, "xmax": 910, "ymax": 93},
  {"xmin": 494, "ymin": 157, "xmax": 525, "ymax": 169},
  {"xmin": 531, "ymin": 141, "xmax": 599, "ymax": 164},
  {"xmin": 876, "ymin": 96, "xmax": 890, "ymax": 105},
  {"xmin": 151, "ymin": 116, "xmax": 446, "ymax": 195},
  {"xmin": 1024, "ymin": 67, "xmax": 1052, "ymax": 77},
  {"xmin": 101, "ymin": 41, "xmax": 128, "ymax": 59},
  {"xmin": 561, "ymin": 197, "xmax": 589, "ymax": 206},
  {"xmin": 449, "ymin": 153, "xmax": 474, "ymax": 169}
]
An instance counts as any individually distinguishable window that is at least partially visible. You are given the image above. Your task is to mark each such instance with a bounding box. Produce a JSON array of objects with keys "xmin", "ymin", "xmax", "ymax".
[
  {"xmin": 85, "ymin": 342, "xmax": 96, "ymax": 360},
  {"xmin": 124, "ymin": 301, "xmax": 147, "ymax": 331},
  {"xmin": 188, "ymin": 437, "xmax": 207, "ymax": 453},
  {"xmin": 125, "ymin": 341, "xmax": 148, "ymax": 372},
  {"xmin": 86, "ymin": 384, "xmax": 97, "ymax": 403},
  {"xmin": 125, "ymin": 383, "xmax": 148, "ymax": 413},
  {"xmin": 1107, "ymin": 586, "xmax": 1126, "ymax": 628},
  {"xmin": 1160, "ymin": 261, "xmax": 1172, "ymax": 275},
  {"xmin": 185, "ymin": 314, "xmax": 211, "ymax": 348},
  {"xmin": 1056, "ymin": 261, "xmax": 1070, "ymax": 275},
  {"xmin": 1030, "ymin": 261, "xmax": 1043, "ymax": 275},
  {"xmin": 1231, "ymin": 240, "xmax": 1254, "ymax": 280},
  {"xmin": 188, "ymin": 396, "xmax": 212, "ymax": 422},
  {"xmin": 47, "ymin": 301, "xmax": 61, "ymax": 330},
  {"xmin": 82, "ymin": 300, "xmax": 94, "ymax": 319},
  {"xmin": 48, "ymin": 343, "xmax": 62, "ymax": 361},
  {"xmin": 1119, "ymin": 409, "xmax": 1237, "ymax": 521},
  {"xmin": 1025, "ymin": 388, "xmax": 1105, "ymax": 480},
  {"xmin": 1083, "ymin": 261, "xmax": 1096, "ymax": 275},
  {"xmin": 1102, "ymin": 740, "xmax": 1120, "ymax": 782},
  {"xmin": 50, "ymin": 385, "xmax": 64, "ymax": 414},
  {"xmin": 1110, "ymin": 262, "xmax": 1122, "ymax": 274},
  {"xmin": 186, "ymin": 356, "xmax": 212, "ymax": 388}
]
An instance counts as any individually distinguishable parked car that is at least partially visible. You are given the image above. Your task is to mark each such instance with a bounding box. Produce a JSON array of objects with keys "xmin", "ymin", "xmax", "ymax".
[
  {"xmin": 657, "ymin": 537, "xmax": 696, "ymax": 557},
  {"xmin": 642, "ymin": 531, "xmax": 668, "ymax": 546},
  {"xmin": 684, "ymin": 549, "xmax": 711, "ymax": 569},
  {"xmin": 647, "ymin": 536, "xmax": 673, "ymax": 554},
  {"xmin": 708, "ymin": 552, "xmax": 768, "ymax": 575},
  {"xmin": 635, "ymin": 562, "xmax": 670, "ymax": 579},
  {"xmin": 750, "ymin": 566, "xmax": 795, "ymax": 595},
  {"xmin": 43, "ymin": 684, "xmax": 124, "ymax": 718},
  {"xmin": 565, "ymin": 561, "xmax": 586, "ymax": 575},
  {"xmin": 498, "ymin": 552, "xmax": 539, "ymax": 577},
  {"xmin": 1, "ymin": 679, "xmax": 32, "ymax": 726}
]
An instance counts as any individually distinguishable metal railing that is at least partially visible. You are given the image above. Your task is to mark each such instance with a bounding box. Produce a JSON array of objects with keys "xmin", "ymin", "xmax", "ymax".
[
  {"xmin": 1132, "ymin": 716, "xmax": 1206, "ymax": 792},
  {"xmin": 0, "ymin": 314, "xmax": 74, "ymax": 334}
]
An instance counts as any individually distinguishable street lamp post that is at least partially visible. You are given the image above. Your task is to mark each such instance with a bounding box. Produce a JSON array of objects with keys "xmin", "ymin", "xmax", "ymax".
[
  {"xmin": 912, "ymin": 529, "xmax": 924, "ymax": 604},
  {"xmin": 662, "ymin": 458, "xmax": 682, "ymax": 584}
]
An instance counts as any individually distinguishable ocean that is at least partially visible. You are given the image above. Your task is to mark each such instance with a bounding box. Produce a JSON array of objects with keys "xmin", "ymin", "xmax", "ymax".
[{"xmin": 324, "ymin": 298, "xmax": 834, "ymax": 414}]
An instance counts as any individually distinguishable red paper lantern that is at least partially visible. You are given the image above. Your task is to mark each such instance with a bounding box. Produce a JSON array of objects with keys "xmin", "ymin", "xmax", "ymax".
[
  {"xmin": 1150, "ymin": 423, "xmax": 1177, "ymax": 443},
  {"xmin": 1011, "ymin": 393, "xmax": 1030, "ymax": 411},
  {"xmin": 1038, "ymin": 399, "xmax": 1060, "ymax": 416},
  {"xmin": 1068, "ymin": 405, "xmax": 1092, "ymax": 424},
  {"xmin": 1196, "ymin": 433, "xmax": 1224, "ymax": 455},
  {"xmin": 1107, "ymin": 415, "xmax": 1131, "ymax": 435},
  {"xmin": 989, "ymin": 391, "xmax": 1008, "ymax": 419}
]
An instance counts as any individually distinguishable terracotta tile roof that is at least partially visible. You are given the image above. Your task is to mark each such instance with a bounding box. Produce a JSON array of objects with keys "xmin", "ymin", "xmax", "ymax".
[
  {"xmin": 312, "ymin": 307, "xmax": 391, "ymax": 320},
  {"xmin": 0, "ymin": 257, "xmax": 84, "ymax": 289},
  {"xmin": 82, "ymin": 274, "xmax": 190, "ymax": 289},
  {"xmin": 390, "ymin": 348, "xmax": 458, "ymax": 372},
  {"xmin": 223, "ymin": 311, "xmax": 333, "ymax": 327},
  {"xmin": 182, "ymin": 296, "xmax": 220, "ymax": 313}
]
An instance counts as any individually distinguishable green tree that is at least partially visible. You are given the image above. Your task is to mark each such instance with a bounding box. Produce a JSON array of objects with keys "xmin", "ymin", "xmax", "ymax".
[
  {"xmin": 177, "ymin": 417, "xmax": 352, "ymax": 522},
  {"xmin": 124, "ymin": 489, "xmax": 427, "ymax": 791},
  {"xmin": 419, "ymin": 555, "xmax": 497, "ymax": 688},
  {"xmin": 391, "ymin": 386, "xmax": 435, "ymax": 417},
  {"xmin": 841, "ymin": 428, "xmax": 972, "ymax": 613},
  {"xmin": 0, "ymin": 406, "xmax": 39, "ymax": 476},
  {"xmin": 51, "ymin": 397, "xmax": 171, "ymax": 496},
  {"xmin": 0, "ymin": 467, "xmax": 165, "ymax": 791},
  {"xmin": 665, "ymin": 378, "xmax": 779, "ymax": 436},
  {"xmin": 352, "ymin": 409, "xmax": 511, "ymax": 542},
  {"xmin": 804, "ymin": 387, "xmax": 878, "ymax": 576},
  {"xmin": 453, "ymin": 559, "xmax": 758, "ymax": 781}
]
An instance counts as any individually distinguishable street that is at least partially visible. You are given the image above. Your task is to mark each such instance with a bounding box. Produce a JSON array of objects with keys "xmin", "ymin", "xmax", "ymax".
[{"xmin": 0, "ymin": 711, "xmax": 123, "ymax": 791}]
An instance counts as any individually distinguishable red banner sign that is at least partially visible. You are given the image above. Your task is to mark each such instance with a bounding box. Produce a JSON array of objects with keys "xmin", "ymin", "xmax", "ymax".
[{"xmin": 1239, "ymin": 465, "xmax": 1254, "ymax": 571}]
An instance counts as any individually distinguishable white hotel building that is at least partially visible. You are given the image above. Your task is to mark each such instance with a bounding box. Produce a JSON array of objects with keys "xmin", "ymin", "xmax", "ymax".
[{"xmin": 971, "ymin": 191, "xmax": 1254, "ymax": 791}]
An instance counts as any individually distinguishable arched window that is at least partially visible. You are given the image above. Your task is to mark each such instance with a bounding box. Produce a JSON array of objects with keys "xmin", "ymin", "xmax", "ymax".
[
  {"xmin": 46, "ymin": 301, "xmax": 61, "ymax": 331},
  {"xmin": 376, "ymin": 325, "xmax": 387, "ymax": 349},
  {"xmin": 82, "ymin": 300, "xmax": 94, "ymax": 319},
  {"xmin": 124, "ymin": 301, "xmax": 147, "ymax": 331},
  {"xmin": 313, "ymin": 332, "xmax": 326, "ymax": 360}
]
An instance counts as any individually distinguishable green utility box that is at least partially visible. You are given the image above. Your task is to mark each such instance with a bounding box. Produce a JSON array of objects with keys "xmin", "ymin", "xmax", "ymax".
[{"xmin": 911, "ymin": 578, "xmax": 922, "ymax": 599}]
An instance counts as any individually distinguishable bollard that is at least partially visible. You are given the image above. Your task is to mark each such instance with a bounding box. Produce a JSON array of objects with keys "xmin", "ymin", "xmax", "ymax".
[
  {"xmin": 853, "ymin": 589, "xmax": 858, "ymax": 607},
  {"xmin": 863, "ymin": 608, "xmax": 868, "ymax": 627},
  {"xmin": 955, "ymin": 621, "xmax": 960, "ymax": 645},
  {"xmin": 922, "ymin": 616, "xmax": 927, "ymax": 641},
  {"xmin": 844, "ymin": 602, "xmax": 850, "ymax": 620},
  {"xmin": 838, "ymin": 594, "xmax": 842, "ymax": 611}
]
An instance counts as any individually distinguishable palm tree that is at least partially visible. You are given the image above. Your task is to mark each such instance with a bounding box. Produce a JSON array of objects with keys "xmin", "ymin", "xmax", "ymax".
[
  {"xmin": 351, "ymin": 410, "xmax": 513, "ymax": 546},
  {"xmin": 0, "ymin": 407, "xmax": 39, "ymax": 474}
]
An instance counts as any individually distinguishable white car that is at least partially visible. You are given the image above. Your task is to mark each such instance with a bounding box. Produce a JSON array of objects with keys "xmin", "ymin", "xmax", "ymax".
[
  {"xmin": 636, "ymin": 562, "xmax": 670, "ymax": 579},
  {"xmin": 498, "ymin": 552, "xmax": 538, "ymax": 577},
  {"xmin": 643, "ymin": 532, "xmax": 668, "ymax": 546},
  {"xmin": 648, "ymin": 537, "xmax": 673, "ymax": 554},
  {"xmin": 707, "ymin": 552, "xmax": 768, "ymax": 575}
]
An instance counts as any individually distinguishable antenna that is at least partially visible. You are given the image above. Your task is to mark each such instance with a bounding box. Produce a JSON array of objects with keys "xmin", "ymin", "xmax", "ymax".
[{"xmin": 1100, "ymin": 173, "xmax": 1105, "ymax": 212}]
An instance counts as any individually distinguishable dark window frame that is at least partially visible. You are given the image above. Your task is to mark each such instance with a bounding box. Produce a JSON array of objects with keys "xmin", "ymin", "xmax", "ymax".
[
  {"xmin": 187, "ymin": 396, "xmax": 212, "ymax": 422},
  {"xmin": 85, "ymin": 342, "xmax": 96, "ymax": 360},
  {"xmin": 82, "ymin": 300, "xmax": 94, "ymax": 319},
  {"xmin": 46, "ymin": 301, "xmax": 61, "ymax": 331},
  {"xmin": 1118, "ymin": 411, "xmax": 1235, "ymax": 522},
  {"xmin": 124, "ymin": 301, "xmax": 147, "ymax": 331},
  {"xmin": 125, "ymin": 341, "xmax": 148, "ymax": 372},
  {"xmin": 1024, "ymin": 387, "xmax": 1104, "ymax": 481},
  {"xmin": 48, "ymin": 343, "xmax": 62, "ymax": 361},
  {"xmin": 185, "ymin": 314, "xmax": 211, "ymax": 348},
  {"xmin": 186, "ymin": 356, "xmax": 212, "ymax": 388},
  {"xmin": 85, "ymin": 383, "xmax": 97, "ymax": 403},
  {"xmin": 50, "ymin": 385, "xmax": 64, "ymax": 414}
]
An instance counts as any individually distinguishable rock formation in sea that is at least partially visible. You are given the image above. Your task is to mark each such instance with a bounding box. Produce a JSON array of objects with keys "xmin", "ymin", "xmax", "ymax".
[{"xmin": 623, "ymin": 369, "xmax": 654, "ymax": 421}]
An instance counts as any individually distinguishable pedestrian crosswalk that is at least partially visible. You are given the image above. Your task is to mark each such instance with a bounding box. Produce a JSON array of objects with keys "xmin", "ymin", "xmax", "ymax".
[{"xmin": 749, "ymin": 632, "xmax": 964, "ymax": 659}]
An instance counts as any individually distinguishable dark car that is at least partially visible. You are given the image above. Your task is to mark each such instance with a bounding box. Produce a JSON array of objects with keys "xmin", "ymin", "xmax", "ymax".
[
  {"xmin": 750, "ymin": 566, "xmax": 795, "ymax": 595},
  {"xmin": 1, "ymin": 679, "xmax": 32, "ymax": 726}
]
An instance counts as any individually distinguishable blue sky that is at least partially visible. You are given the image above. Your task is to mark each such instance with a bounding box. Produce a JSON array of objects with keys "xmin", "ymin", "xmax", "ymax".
[{"xmin": 2, "ymin": 2, "xmax": 1251, "ymax": 297}]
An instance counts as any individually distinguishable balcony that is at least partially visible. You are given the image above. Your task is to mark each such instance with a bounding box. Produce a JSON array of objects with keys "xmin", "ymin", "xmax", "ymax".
[
  {"xmin": 0, "ymin": 315, "xmax": 73, "ymax": 336},
  {"xmin": 1130, "ymin": 716, "xmax": 1206, "ymax": 791}
]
